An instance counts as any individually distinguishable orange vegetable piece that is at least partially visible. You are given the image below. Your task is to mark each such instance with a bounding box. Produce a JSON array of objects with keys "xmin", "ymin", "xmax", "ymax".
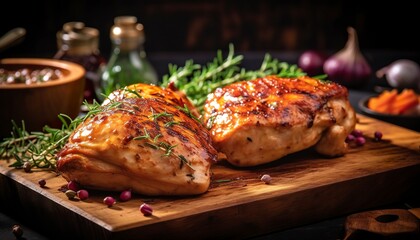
[
  {"xmin": 392, "ymin": 89, "xmax": 419, "ymax": 114},
  {"xmin": 368, "ymin": 89, "xmax": 398, "ymax": 114},
  {"xmin": 368, "ymin": 89, "xmax": 419, "ymax": 115}
]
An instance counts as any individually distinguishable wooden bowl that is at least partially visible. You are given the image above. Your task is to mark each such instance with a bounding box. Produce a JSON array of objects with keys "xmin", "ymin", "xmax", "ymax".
[{"xmin": 0, "ymin": 58, "xmax": 85, "ymax": 138}]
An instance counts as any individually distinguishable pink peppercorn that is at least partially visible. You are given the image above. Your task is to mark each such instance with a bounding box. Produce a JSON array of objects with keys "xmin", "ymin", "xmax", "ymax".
[
  {"xmin": 355, "ymin": 136, "xmax": 366, "ymax": 146},
  {"xmin": 77, "ymin": 189, "xmax": 89, "ymax": 200},
  {"xmin": 139, "ymin": 203, "xmax": 153, "ymax": 216},
  {"xmin": 345, "ymin": 134, "xmax": 355, "ymax": 143},
  {"xmin": 374, "ymin": 131, "xmax": 383, "ymax": 141},
  {"xmin": 119, "ymin": 189, "xmax": 132, "ymax": 202},
  {"xmin": 67, "ymin": 181, "xmax": 80, "ymax": 191},
  {"xmin": 351, "ymin": 129, "xmax": 363, "ymax": 138},
  {"xmin": 351, "ymin": 129, "xmax": 363, "ymax": 137},
  {"xmin": 103, "ymin": 196, "xmax": 116, "ymax": 207}
]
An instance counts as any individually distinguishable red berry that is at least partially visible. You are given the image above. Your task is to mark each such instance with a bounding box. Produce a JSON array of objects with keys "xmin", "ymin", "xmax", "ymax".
[
  {"xmin": 139, "ymin": 203, "xmax": 153, "ymax": 216},
  {"xmin": 355, "ymin": 136, "xmax": 366, "ymax": 146},
  {"xmin": 103, "ymin": 196, "xmax": 116, "ymax": 207},
  {"xmin": 77, "ymin": 189, "xmax": 89, "ymax": 200},
  {"xmin": 67, "ymin": 181, "xmax": 80, "ymax": 191},
  {"xmin": 119, "ymin": 189, "xmax": 132, "ymax": 202},
  {"xmin": 374, "ymin": 131, "xmax": 383, "ymax": 141},
  {"xmin": 345, "ymin": 134, "xmax": 355, "ymax": 143},
  {"xmin": 351, "ymin": 129, "xmax": 363, "ymax": 138}
]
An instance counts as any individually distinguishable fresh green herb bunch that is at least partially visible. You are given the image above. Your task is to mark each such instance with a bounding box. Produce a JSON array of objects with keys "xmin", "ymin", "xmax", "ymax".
[
  {"xmin": 160, "ymin": 43, "xmax": 307, "ymax": 112},
  {"xmin": 0, "ymin": 100, "xmax": 114, "ymax": 171}
]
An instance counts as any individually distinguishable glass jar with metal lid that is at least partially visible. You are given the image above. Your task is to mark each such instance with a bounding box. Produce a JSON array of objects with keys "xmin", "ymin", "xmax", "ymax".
[{"xmin": 54, "ymin": 22, "xmax": 106, "ymax": 103}]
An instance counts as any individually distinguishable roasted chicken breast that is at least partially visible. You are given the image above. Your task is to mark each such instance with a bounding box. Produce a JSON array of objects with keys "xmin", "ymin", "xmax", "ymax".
[
  {"xmin": 203, "ymin": 76, "xmax": 356, "ymax": 167},
  {"xmin": 57, "ymin": 84, "xmax": 218, "ymax": 196}
]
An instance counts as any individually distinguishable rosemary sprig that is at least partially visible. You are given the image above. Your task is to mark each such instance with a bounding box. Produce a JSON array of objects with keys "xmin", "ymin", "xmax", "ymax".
[
  {"xmin": 164, "ymin": 120, "xmax": 180, "ymax": 127},
  {"xmin": 150, "ymin": 109, "xmax": 181, "ymax": 127},
  {"xmin": 177, "ymin": 104, "xmax": 201, "ymax": 123},
  {"xmin": 1, "ymin": 121, "xmax": 70, "ymax": 171},
  {"xmin": 160, "ymin": 43, "xmax": 307, "ymax": 112},
  {"xmin": 150, "ymin": 109, "xmax": 173, "ymax": 122},
  {"xmin": 123, "ymin": 88, "xmax": 143, "ymax": 98}
]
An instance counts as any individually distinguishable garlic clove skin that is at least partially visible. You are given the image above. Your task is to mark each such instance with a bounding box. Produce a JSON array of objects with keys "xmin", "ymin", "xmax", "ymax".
[{"xmin": 323, "ymin": 27, "xmax": 372, "ymax": 89}]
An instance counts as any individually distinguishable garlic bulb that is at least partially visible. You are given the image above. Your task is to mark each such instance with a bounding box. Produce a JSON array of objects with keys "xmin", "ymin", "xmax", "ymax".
[
  {"xmin": 323, "ymin": 27, "xmax": 372, "ymax": 88},
  {"xmin": 376, "ymin": 59, "xmax": 420, "ymax": 91}
]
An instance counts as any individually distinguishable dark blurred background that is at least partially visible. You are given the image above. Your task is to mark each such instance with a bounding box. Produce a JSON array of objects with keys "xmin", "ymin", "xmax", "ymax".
[{"xmin": 1, "ymin": 0, "xmax": 419, "ymax": 77}]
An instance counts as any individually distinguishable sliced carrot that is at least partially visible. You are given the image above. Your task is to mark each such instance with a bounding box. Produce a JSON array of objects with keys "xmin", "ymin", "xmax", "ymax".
[
  {"xmin": 367, "ymin": 89, "xmax": 419, "ymax": 115},
  {"xmin": 367, "ymin": 97, "xmax": 379, "ymax": 109},
  {"xmin": 368, "ymin": 89, "xmax": 398, "ymax": 113},
  {"xmin": 393, "ymin": 90, "xmax": 419, "ymax": 114},
  {"xmin": 392, "ymin": 99, "xmax": 417, "ymax": 114},
  {"xmin": 396, "ymin": 89, "xmax": 417, "ymax": 101}
]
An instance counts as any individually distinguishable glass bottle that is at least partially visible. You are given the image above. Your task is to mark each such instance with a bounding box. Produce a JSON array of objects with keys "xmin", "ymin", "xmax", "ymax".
[
  {"xmin": 54, "ymin": 22, "xmax": 106, "ymax": 103},
  {"xmin": 97, "ymin": 16, "xmax": 158, "ymax": 101}
]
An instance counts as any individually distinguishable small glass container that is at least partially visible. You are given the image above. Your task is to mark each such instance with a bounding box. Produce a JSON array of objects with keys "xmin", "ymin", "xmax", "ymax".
[
  {"xmin": 54, "ymin": 22, "xmax": 106, "ymax": 103},
  {"xmin": 97, "ymin": 16, "xmax": 158, "ymax": 101}
]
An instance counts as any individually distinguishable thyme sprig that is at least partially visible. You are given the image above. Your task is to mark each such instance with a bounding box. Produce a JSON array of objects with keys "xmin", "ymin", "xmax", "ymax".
[
  {"xmin": 133, "ymin": 128, "xmax": 194, "ymax": 171},
  {"xmin": 160, "ymin": 43, "xmax": 307, "ymax": 112}
]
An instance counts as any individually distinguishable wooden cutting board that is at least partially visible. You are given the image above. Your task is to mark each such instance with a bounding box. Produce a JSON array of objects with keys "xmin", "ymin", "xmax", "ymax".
[{"xmin": 1, "ymin": 114, "xmax": 419, "ymax": 240}]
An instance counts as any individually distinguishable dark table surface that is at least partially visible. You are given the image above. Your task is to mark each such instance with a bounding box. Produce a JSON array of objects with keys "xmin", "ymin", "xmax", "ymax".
[{"xmin": 1, "ymin": 51, "xmax": 419, "ymax": 240}]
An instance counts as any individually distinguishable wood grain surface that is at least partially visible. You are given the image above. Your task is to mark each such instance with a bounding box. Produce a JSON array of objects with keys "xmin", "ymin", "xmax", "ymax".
[
  {"xmin": 344, "ymin": 208, "xmax": 420, "ymax": 239},
  {"xmin": 1, "ymin": 114, "xmax": 419, "ymax": 240}
]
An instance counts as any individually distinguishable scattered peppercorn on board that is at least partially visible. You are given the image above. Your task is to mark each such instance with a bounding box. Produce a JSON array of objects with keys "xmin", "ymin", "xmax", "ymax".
[{"xmin": 1, "ymin": 114, "xmax": 419, "ymax": 240}]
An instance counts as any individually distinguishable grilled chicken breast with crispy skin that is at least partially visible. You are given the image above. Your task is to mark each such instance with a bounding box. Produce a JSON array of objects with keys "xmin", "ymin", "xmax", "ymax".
[
  {"xmin": 203, "ymin": 76, "xmax": 356, "ymax": 167},
  {"xmin": 57, "ymin": 84, "xmax": 218, "ymax": 196}
]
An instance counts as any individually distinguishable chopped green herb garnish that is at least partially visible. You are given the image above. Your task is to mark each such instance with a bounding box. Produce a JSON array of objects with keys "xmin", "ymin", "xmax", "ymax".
[
  {"xmin": 177, "ymin": 104, "xmax": 201, "ymax": 123},
  {"xmin": 134, "ymin": 128, "xmax": 194, "ymax": 171}
]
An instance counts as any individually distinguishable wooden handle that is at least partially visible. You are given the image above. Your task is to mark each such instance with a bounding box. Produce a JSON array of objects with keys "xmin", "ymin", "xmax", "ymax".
[
  {"xmin": 0, "ymin": 28, "xmax": 26, "ymax": 52},
  {"xmin": 344, "ymin": 209, "xmax": 420, "ymax": 240}
]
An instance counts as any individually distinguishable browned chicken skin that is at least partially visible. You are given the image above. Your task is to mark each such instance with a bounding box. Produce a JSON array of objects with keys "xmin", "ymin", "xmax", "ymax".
[
  {"xmin": 57, "ymin": 84, "xmax": 218, "ymax": 196},
  {"xmin": 203, "ymin": 76, "xmax": 356, "ymax": 167}
]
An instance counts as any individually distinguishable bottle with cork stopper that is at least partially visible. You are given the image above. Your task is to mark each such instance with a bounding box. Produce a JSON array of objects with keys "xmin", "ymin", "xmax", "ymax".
[{"xmin": 97, "ymin": 16, "xmax": 158, "ymax": 101}]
